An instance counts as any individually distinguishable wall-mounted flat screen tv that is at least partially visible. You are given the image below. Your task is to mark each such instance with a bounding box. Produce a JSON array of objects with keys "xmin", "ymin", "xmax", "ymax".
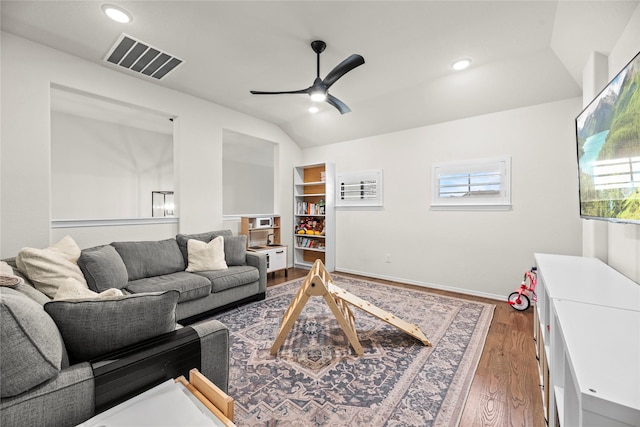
[{"xmin": 576, "ymin": 50, "xmax": 640, "ymax": 224}]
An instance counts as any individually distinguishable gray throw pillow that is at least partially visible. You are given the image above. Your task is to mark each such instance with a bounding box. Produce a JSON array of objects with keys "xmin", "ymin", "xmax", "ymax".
[
  {"xmin": 224, "ymin": 235, "xmax": 247, "ymax": 266},
  {"xmin": 78, "ymin": 245, "xmax": 129, "ymax": 292},
  {"xmin": 44, "ymin": 290, "xmax": 179, "ymax": 362},
  {"xmin": 112, "ymin": 239, "xmax": 185, "ymax": 281},
  {"xmin": 1, "ymin": 287, "xmax": 64, "ymax": 397}
]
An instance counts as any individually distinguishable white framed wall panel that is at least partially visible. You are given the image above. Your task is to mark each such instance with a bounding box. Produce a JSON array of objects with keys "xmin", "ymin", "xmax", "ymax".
[{"xmin": 336, "ymin": 169, "xmax": 383, "ymax": 207}]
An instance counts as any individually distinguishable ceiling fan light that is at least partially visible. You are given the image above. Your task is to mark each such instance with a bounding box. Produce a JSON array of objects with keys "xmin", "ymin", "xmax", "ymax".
[
  {"xmin": 310, "ymin": 91, "xmax": 327, "ymax": 102},
  {"xmin": 308, "ymin": 106, "xmax": 319, "ymax": 113},
  {"xmin": 451, "ymin": 58, "xmax": 472, "ymax": 71},
  {"xmin": 102, "ymin": 4, "xmax": 132, "ymax": 23},
  {"xmin": 310, "ymin": 93, "xmax": 327, "ymax": 102}
]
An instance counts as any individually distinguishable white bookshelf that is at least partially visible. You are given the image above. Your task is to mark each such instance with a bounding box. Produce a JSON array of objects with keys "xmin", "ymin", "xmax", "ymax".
[
  {"xmin": 534, "ymin": 253, "xmax": 640, "ymax": 427},
  {"xmin": 293, "ymin": 163, "xmax": 335, "ymax": 271}
]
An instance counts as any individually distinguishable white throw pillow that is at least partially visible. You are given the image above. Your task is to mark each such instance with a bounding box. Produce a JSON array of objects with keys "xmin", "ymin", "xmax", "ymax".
[
  {"xmin": 48, "ymin": 235, "xmax": 82, "ymax": 262},
  {"xmin": 16, "ymin": 236, "xmax": 89, "ymax": 299},
  {"xmin": 53, "ymin": 277, "xmax": 124, "ymax": 301},
  {"xmin": 186, "ymin": 236, "xmax": 228, "ymax": 272}
]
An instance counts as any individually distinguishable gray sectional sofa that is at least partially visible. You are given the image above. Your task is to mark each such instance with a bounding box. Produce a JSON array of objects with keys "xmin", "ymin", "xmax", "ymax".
[
  {"xmin": 0, "ymin": 230, "xmax": 268, "ymax": 427},
  {"xmin": 81, "ymin": 229, "xmax": 267, "ymax": 322}
]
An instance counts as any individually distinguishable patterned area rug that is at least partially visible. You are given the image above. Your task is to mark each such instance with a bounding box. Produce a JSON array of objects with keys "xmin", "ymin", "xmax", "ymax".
[{"xmin": 211, "ymin": 274, "xmax": 495, "ymax": 426}]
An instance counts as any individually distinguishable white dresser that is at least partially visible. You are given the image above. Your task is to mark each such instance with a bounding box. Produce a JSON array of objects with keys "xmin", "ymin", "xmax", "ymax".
[{"xmin": 534, "ymin": 253, "xmax": 640, "ymax": 427}]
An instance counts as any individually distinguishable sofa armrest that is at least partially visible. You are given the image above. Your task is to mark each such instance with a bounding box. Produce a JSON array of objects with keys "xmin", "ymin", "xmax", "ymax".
[
  {"xmin": 189, "ymin": 319, "xmax": 230, "ymax": 393},
  {"xmin": 90, "ymin": 326, "xmax": 204, "ymax": 413},
  {"xmin": 1, "ymin": 363, "xmax": 94, "ymax": 427},
  {"xmin": 246, "ymin": 251, "xmax": 267, "ymax": 293}
]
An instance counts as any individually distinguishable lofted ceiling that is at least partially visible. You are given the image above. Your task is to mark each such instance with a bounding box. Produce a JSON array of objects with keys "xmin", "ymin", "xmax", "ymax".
[{"xmin": 1, "ymin": 1, "xmax": 637, "ymax": 148}]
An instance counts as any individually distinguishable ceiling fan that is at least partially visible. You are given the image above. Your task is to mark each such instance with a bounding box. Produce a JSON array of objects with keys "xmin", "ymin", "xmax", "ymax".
[{"xmin": 250, "ymin": 40, "xmax": 365, "ymax": 114}]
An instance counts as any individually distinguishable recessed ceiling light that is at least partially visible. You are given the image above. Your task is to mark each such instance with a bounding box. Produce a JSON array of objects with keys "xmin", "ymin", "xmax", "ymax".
[
  {"xmin": 308, "ymin": 106, "xmax": 319, "ymax": 114},
  {"xmin": 451, "ymin": 58, "xmax": 472, "ymax": 71},
  {"xmin": 102, "ymin": 4, "xmax": 132, "ymax": 23}
]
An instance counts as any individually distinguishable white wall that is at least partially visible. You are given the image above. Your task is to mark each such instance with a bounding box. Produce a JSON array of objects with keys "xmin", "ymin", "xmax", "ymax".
[
  {"xmin": 303, "ymin": 98, "xmax": 583, "ymax": 299},
  {"xmin": 581, "ymin": 52, "xmax": 611, "ymax": 264},
  {"xmin": 51, "ymin": 111, "xmax": 174, "ymax": 219},
  {"xmin": 222, "ymin": 130, "xmax": 275, "ymax": 216},
  {"xmin": 581, "ymin": 5, "xmax": 640, "ymax": 282},
  {"xmin": 0, "ymin": 32, "xmax": 302, "ymax": 256}
]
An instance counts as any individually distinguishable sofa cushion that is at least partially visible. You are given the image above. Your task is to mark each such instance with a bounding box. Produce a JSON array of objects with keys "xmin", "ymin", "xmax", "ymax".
[
  {"xmin": 0, "ymin": 287, "xmax": 64, "ymax": 398},
  {"xmin": 78, "ymin": 245, "xmax": 129, "ymax": 292},
  {"xmin": 44, "ymin": 290, "xmax": 179, "ymax": 362},
  {"xmin": 126, "ymin": 272, "xmax": 211, "ymax": 303},
  {"xmin": 186, "ymin": 237, "xmax": 228, "ymax": 272},
  {"xmin": 112, "ymin": 239, "xmax": 185, "ymax": 281},
  {"xmin": 224, "ymin": 235, "xmax": 247, "ymax": 266},
  {"xmin": 15, "ymin": 235, "xmax": 89, "ymax": 299},
  {"xmin": 194, "ymin": 265, "xmax": 260, "ymax": 293},
  {"xmin": 176, "ymin": 230, "xmax": 233, "ymax": 265}
]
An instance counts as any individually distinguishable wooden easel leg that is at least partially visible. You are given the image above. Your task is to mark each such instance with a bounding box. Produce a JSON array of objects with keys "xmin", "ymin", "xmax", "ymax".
[{"xmin": 270, "ymin": 277, "xmax": 312, "ymax": 355}]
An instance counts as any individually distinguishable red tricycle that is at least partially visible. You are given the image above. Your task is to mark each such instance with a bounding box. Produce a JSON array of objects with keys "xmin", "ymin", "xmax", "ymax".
[{"xmin": 507, "ymin": 267, "xmax": 537, "ymax": 311}]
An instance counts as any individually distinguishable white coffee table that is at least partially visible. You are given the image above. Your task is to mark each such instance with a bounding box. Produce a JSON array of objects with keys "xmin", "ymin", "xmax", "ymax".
[{"xmin": 78, "ymin": 369, "xmax": 235, "ymax": 427}]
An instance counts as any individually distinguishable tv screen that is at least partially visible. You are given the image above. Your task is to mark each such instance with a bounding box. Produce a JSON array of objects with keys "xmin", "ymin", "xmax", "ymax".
[{"xmin": 576, "ymin": 50, "xmax": 640, "ymax": 224}]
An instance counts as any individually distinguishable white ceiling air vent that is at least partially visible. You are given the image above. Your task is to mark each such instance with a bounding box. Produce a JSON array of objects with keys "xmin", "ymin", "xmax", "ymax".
[{"xmin": 104, "ymin": 33, "xmax": 183, "ymax": 80}]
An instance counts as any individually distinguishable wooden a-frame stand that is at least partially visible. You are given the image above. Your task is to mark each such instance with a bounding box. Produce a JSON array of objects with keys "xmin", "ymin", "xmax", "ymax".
[{"xmin": 270, "ymin": 259, "xmax": 431, "ymax": 356}]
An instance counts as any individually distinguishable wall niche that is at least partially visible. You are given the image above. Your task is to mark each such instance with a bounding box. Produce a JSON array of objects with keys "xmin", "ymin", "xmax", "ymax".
[{"xmin": 50, "ymin": 86, "xmax": 175, "ymax": 222}]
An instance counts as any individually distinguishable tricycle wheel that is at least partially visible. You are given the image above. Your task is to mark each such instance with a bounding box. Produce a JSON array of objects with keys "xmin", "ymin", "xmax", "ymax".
[{"xmin": 508, "ymin": 292, "xmax": 530, "ymax": 311}]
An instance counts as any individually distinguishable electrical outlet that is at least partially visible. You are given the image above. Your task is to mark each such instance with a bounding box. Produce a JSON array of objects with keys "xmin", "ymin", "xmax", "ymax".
[{"xmin": 385, "ymin": 254, "xmax": 391, "ymax": 263}]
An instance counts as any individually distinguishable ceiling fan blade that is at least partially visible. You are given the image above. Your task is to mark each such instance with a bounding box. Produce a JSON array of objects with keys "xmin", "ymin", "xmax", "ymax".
[
  {"xmin": 326, "ymin": 94, "xmax": 351, "ymax": 114},
  {"xmin": 250, "ymin": 89, "xmax": 309, "ymax": 95},
  {"xmin": 322, "ymin": 54, "xmax": 365, "ymax": 89}
]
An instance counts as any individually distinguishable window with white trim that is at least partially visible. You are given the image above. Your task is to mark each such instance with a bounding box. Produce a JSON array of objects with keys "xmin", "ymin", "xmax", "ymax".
[{"xmin": 431, "ymin": 157, "xmax": 511, "ymax": 210}]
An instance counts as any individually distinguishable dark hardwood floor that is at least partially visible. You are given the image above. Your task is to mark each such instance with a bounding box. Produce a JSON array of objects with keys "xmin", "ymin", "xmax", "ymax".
[{"xmin": 267, "ymin": 268, "xmax": 545, "ymax": 427}]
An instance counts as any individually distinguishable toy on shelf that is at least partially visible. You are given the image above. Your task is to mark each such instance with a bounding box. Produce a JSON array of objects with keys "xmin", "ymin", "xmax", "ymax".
[{"xmin": 295, "ymin": 217, "xmax": 325, "ymax": 236}]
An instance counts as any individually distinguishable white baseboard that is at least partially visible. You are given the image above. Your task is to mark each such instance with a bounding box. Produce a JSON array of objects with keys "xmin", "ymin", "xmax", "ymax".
[{"xmin": 335, "ymin": 267, "xmax": 506, "ymax": 302}]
